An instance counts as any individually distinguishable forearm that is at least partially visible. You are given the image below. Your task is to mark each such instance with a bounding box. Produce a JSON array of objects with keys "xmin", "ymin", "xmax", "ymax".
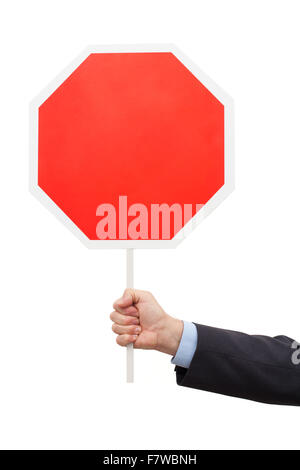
[
  {"xmin": 175, "ymin": 323, "xmax": 300, "ymax": 406},
  {"xmin": 155, "ymin": 315, "xmax": 183, "ymax": 356}
]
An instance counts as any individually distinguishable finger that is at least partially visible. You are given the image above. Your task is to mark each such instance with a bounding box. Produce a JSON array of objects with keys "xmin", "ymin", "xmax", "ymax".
[
  {"xmin": 110, "ymin": 311, "xmax": 140, "ymax": 326},
  {"xmin": 117, "ymin": 305, "xmax": 139, "ymax": 317},
  {"xmin": 113, "ymin": 300, "xmax": 138, "ymax": 316},
  {"xmin": 116, "ymin": 334, "xmax": 138, "ymax": 347},
  {"xmin": 112, "ymin": 323, "xmax": 141, "ymax": 335}
]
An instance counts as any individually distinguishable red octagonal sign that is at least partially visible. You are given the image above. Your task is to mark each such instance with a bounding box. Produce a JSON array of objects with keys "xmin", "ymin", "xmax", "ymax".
[{"xmin": 30, "ymin": 45, "xmax": 234, "ymax": 248}]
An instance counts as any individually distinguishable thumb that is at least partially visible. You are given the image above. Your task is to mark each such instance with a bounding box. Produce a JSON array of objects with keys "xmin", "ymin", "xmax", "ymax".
[{"xmin": 114, "ymin": 288, "xmax": 139, "ymax": 309}]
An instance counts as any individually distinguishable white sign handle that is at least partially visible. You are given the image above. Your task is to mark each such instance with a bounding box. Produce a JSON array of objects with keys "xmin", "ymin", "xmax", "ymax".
[{"xmin": 126, "ymin": 248, "xmax": 134, "ymax": 383}]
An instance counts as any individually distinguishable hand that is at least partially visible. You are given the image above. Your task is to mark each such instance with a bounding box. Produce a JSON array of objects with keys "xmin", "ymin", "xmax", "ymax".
[{"xmin": 110, "ymin": 289, "xmax": 183, "ymax": 356}]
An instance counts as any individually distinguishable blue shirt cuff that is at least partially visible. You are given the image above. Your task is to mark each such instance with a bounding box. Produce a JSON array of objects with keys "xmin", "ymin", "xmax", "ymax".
[{"xmin": 171, "ymin": 321, "xmax": 198, "ymax": 369}]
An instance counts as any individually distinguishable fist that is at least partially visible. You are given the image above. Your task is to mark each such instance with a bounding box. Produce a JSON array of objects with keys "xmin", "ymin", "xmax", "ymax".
[{"xmin": 110, "ymin": 289, "xmax": 183, "ymax": 356}]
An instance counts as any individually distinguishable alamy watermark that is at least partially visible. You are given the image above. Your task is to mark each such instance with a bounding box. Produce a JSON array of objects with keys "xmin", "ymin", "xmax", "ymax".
[
  {"xmin": 96, "ymin": 195, "xmax": 204, "ymax": 240},
  {"xmin": 291, "ymin": 341, "xmax": 300, "ymax": 365}
]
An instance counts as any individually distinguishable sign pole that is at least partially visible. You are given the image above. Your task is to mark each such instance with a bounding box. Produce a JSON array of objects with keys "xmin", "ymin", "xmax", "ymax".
[{"xmin": 126, "ymin": 248, "xmax": 134, "ymax": 383}]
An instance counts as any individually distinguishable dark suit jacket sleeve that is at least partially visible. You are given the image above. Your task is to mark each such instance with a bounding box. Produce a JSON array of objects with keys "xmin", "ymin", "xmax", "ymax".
[{"xmin": 175, "ymin": 323, "xmax": 300, "ymax": 405}]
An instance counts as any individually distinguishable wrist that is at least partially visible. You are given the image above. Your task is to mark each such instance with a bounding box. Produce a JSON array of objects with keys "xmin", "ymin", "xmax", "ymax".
[{"xmin": 156, "ymin": 316, "xmax": 183, "ymax": 356}]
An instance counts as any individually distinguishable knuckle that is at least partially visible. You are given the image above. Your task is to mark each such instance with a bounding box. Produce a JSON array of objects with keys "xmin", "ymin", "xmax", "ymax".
[{"xmin": 123, "ymin": 288, "xmax": 131, "ymax": 299}]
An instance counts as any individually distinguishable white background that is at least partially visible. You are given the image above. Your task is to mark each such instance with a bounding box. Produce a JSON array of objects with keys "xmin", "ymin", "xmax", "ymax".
[{"xmin": 0, "ymin": 0, "xmax": 299, "ymax": 450}]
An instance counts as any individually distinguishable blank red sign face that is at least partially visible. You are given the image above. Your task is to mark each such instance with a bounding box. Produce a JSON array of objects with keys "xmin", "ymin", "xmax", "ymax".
[{"xmin": 38, "ymin": 52, "xmax": 224, "ymax": 241}]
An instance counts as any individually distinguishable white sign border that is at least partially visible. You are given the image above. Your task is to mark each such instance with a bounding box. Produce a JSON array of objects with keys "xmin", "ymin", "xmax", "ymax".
[{"xmin": 29, "ymin": 44, "xmax": 234, "ymax": 249}]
